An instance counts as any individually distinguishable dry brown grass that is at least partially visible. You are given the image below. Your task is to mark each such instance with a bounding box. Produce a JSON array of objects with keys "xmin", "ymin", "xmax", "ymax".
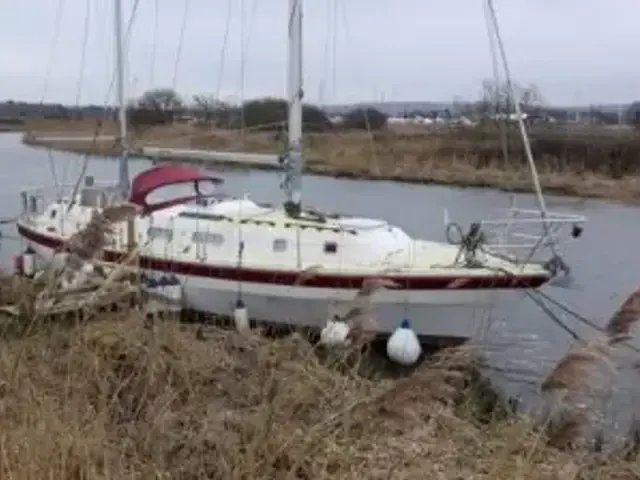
[
  {"xmin": 0, "ymin": 313, "xmax": 632, "ymax": 479},
  {"xmin": 0, "ymin": 269, "xmax": 637, "ymax": 478},
  {"xmin": 23, "ymin": 119, "xmax": 640, "ymax": 202}
]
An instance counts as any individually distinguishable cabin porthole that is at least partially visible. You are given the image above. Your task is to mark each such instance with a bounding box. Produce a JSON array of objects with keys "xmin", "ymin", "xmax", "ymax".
[
  {"xmin": 324, "ymin": 241, "xmax": 338, "ymax": 254},
  {"xmin": 273, "ymin": 238, "xmax": 287, "ymax": 252}
]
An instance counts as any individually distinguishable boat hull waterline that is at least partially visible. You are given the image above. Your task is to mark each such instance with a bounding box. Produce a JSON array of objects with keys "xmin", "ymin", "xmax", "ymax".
[{"xmin": 18, "ymin": 223, "xmax": 548, "ymax": 346}]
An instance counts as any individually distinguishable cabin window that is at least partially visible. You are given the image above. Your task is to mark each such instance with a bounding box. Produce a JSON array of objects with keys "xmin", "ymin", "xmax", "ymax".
[
  {"xmin": 192, "ymin": 231, "xmax": 224, "ymax": 245},
  {"xmin": 273, "ymin": 238, "xmax": 287, "ymax": 252},
  {"xmin": 49, "ymin": 208, "xmax": 57, "ymax": 219},
  {"xmin": 178, "ymin": 211, "xmax": 231, "ymax": 222},
  {"xmin": 324, "ymin": 241, "xmax": 338, "ymax": 254},
  {"xmin": 147, "ymin": 226, "xmax": 173, "ymax": 241}
]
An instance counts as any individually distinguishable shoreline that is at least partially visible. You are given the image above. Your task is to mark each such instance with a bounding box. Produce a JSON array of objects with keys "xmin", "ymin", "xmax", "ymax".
[{"xmin": 21, "ymin": 127, "xmax": 640, "ymax": 204}]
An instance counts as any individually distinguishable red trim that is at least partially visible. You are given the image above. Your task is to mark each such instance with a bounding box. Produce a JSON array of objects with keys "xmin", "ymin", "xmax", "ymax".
[{"xmin": 17, "ymin": 224, "xmax": 550, "ymax": 290}]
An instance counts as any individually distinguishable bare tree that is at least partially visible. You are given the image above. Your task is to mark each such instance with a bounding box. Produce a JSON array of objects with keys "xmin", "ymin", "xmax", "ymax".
[
  {"xmin": 192, "ymin": 94, "xmax": 229, "ymax": 124},
  {"xmin": 479, "ymin": 79, "xmax": 543, "ymax": 116},
  {"xmin": 519, "ymin": 83, "xmax": 544, "ymax": 111},
  {"xmin": 137, "ymin": 88, "xmax": 184, "ymax": 112}
]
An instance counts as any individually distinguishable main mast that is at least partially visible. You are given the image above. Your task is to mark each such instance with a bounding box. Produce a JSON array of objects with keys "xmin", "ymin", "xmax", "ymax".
[
  {"xmin": 283, "ymin": 0, "xmax": 303, "ymax": 217},
  {"xmin": 114, "ymin": 0, "xmax": 130, "ymax": 197}
]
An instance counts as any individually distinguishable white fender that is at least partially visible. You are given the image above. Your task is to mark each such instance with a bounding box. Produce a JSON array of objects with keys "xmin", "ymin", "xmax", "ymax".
[
  {"xmin": 22, "ymin": 247, "xmax": 36, "ymax": 277},
  {"xmin": 319, "ymin": 320, "xmax": 351, "ymax": 346},
  {"xmin": 386, "ymin": 319, "xmax": 422, "ymax": 366},
  {"xmin": 164, "ymin": 275, "xmax": 183, "ymax": 312},
  {"xmin": 233, "ymin": 300, "xmax": 250, "ymax": 332}
]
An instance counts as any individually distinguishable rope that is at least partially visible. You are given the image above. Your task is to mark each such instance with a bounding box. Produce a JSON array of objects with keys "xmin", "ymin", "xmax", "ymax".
[
  {"xmin": 443, "ymin": 217, "xmax": 635, "ymax": 357},
  {"xmin": 535, "ymin": 290, "xmax": 640, "ymax": 355},
  {"xmin": 479, "ymin": 258, "xmax": 640, "ymax": 355},
  {"xmin": 524, "ymin": 290, "xmax": 581, "ymax": 340},
  {"xmin": 441, "ymin": 221, "xmax": 582, "ymax": 340},
  {"xmin": 0, "ymin": 217, "xmax": 19, "ymax": 225},
  {"xmin": 443, "ymin": 221, "xmax": 631, "ymax": 352}
]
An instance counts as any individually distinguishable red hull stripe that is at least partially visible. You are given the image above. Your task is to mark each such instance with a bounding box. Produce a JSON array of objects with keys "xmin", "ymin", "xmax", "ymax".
[{"xmin": 17, "ymin": 224, "xmax": 549, "ymax": 290}]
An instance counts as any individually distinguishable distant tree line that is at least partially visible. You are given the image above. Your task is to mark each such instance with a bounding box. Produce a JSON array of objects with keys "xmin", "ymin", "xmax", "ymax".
[
  {"xmin": 125, "ymin": 88, "xmax": 389, "ymax": 133},
  {"xmin": 3, "ymin": 81, "xmax": 640, "ymax": 130}
]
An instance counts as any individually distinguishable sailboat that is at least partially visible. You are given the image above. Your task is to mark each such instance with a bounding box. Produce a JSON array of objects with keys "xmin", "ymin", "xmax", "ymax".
[{"xmin": 16, "ymin": 0, "xmax": 586, "ymax": 346}]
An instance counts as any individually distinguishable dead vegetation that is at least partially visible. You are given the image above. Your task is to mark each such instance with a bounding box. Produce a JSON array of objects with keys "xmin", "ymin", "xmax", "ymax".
[
  {"xmin": 23, "ymin": 119, "xmax": 640, "ymax": 202},
  {"xmin": 0, "ymin": 272, "xmax": 638, "ymax": 477},
  {"xmin": 0, "ymin": 298, "xmax": 635, "ymax": 478}
]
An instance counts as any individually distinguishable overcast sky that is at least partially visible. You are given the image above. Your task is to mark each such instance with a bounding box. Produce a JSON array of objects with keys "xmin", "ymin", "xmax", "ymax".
[{"xmin": 0, "ymin": 0, "xmax": 638, "ymax": 107}]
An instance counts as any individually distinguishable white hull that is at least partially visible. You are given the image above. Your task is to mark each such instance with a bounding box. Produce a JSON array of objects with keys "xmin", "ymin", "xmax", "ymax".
[
  {"xmin": 15, "ymin": 167, "xmax": 583, "ymax": 348},
  {"xmin": 23, "ymin": 233, "xmax": 498, "ymax": 345}
]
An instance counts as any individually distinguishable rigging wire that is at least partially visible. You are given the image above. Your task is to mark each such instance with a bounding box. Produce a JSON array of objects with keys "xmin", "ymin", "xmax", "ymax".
[
  {"xmin": 67, "ymin": 0, "xmax": 141, "ymax": 211},
  {"xmin": 484, "ymin": 1, "xmax": 548, "ymax": 219},
  {"xmin": 171, "ymin": 0, "xmax": 191, "ymax": 89},
  {"xmin": 331, "ymin": 0, "xmax": 338, "ymax": 101},
  {"xmin": 239, "ymin": 0, "xmax": 246, "ymax": 133},
  {"xmin": 40, "ymin": 0, "xmax": 66, "ymax": 104},
  {"xmin": 60, "ymin": 0, "xmax": 92, "ymax": 190},
  {"xmin": 214, "ymin": 0, "xmax": 233, "ymax": 107},
  {"xmin": 319, "ymin": 0, "xmax": 336, "ymax": 106},
  {"xmin": 150, "ymin": 0, "xmax": 160, "ymax": 85},
  {"xmin": 74, "ymin": 0, "xmax": 92, "ymax": 107},
  {"xmin": 484, "ymin": 0, "xmax": 563, "ymax": 278},
  {"xmin": 336, "ymin": 0, "xmax": 381, "ymax": 175},
  {"xmin": 482, "ymin": 0, "xmax": 510, "ymax": 170},
  {"xmin": 239, "ymin": 0, "xmax": 258, "ymax": 134},
  {"xmin": 124, "ymin": 0, "xmax": 142, "ymax": 71},
  {"xmin": 39, "ymin": 0, "xmax": 66, "ymax": 199},
  {"xmin": 318, "ymin": 1, "xmax": 331, "ymax": 104}
]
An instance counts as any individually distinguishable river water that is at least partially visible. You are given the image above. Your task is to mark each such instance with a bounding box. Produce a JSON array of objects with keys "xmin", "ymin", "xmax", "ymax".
[{"xmin": 2, "ymin": 132, "xmax": 640, "ymax": 432}]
